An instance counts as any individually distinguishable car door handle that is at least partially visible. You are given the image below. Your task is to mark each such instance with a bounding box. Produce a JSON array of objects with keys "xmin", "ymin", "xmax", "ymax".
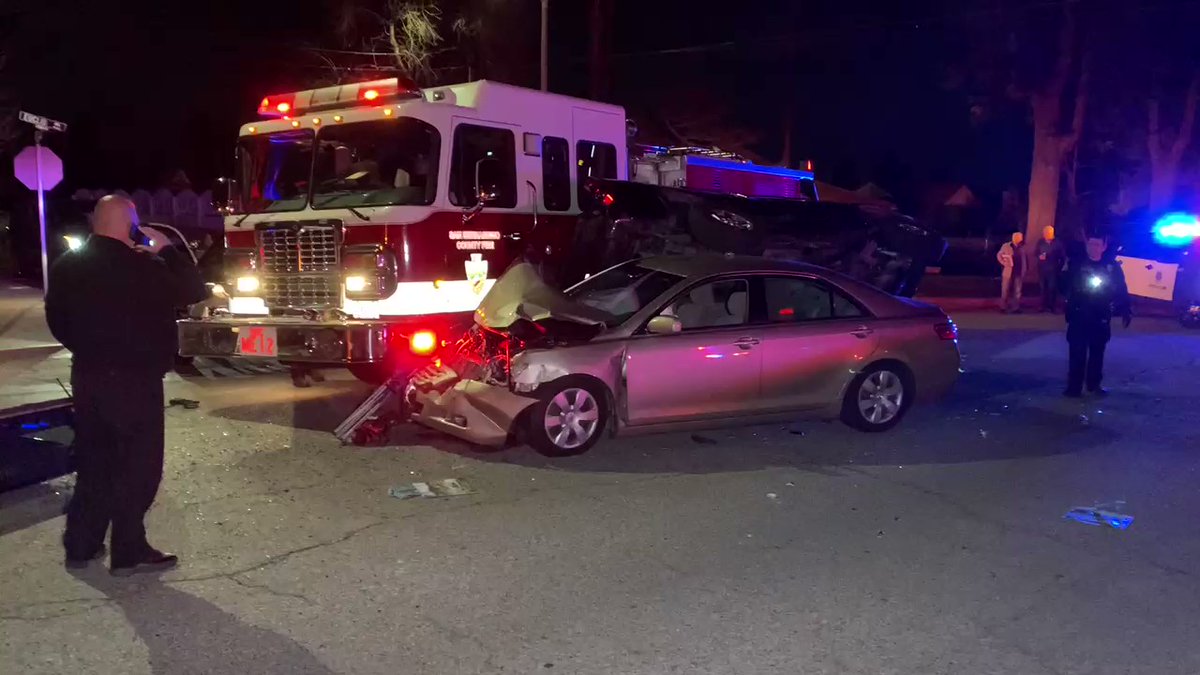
[
  {"xmin": 850, "ymin": 326, "xmax": 874, "ymax": 339},
  {"xmin": 734, "ymin": 337, "xmax": 760, "ymax": 348}
]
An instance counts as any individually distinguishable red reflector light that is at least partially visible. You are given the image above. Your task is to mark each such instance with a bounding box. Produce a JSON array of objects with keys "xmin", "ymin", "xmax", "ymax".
[
  {"xmin": 601, "ymin": 193, "xmax": 615, "ymax": 206},
  {"xmin": 410, "ymin": 330, "xmax": 437, "ymax": 355},
  {"xmin": 934, "ymin": 321, "xmax": 958, "ymax": 340}
]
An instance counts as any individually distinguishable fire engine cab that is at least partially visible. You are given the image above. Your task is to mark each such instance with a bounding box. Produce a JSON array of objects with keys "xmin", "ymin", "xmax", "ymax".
[
  {"xmin": 177, "ymin": 77, "xmax": 818, "ymax": 382},
  {"xmin": 179, "ymin": 77, "xmax": 631, "ymax": 381}
]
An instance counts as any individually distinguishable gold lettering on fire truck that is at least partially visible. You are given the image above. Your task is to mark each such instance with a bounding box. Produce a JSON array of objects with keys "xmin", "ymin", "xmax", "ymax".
[
  {"xmin": 465, "ymin": 253, "xmax": 489, "ymax": 295},
  {"xmin": 448, "ymin": 231, "xmax": 502, "ymax": 240}
]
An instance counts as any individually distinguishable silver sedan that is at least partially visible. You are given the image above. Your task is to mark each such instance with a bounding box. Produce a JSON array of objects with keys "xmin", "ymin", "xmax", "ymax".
[{"xmin": 409, "ymin": 255, "xmax": 961, "ymax": 455}]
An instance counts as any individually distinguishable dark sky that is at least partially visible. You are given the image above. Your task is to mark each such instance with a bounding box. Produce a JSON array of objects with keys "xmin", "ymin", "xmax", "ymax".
[{"xmin": 0, "ymin": 0, "xmax": 1054, "ymax": 206}]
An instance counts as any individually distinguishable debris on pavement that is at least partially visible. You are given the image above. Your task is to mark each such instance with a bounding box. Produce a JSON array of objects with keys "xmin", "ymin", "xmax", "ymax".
[
  {"xmin": 691, "ymin": 434, "xmax": 718, "ymax": 445},
  {"xmin": 388, "ymin": 478, "xmax": 475, "ymax": 500},
  {"xmin": 1079, "ymin": 414, "xmax": 1090, "ymax": 426},
  {"xmin": 167, "ymin": 398, "xmax": 200, "ymax": 410},
  {"xmin": 1064, "ymin": 502, "xmax": 1133, "ymax": 530},
  {"xmin": 979, "ymin": 429, "xmax": 989, "ymax": 439},
  {"xmin": 766, "ymin": 492, "xmax": 778, "ymax": 500}
]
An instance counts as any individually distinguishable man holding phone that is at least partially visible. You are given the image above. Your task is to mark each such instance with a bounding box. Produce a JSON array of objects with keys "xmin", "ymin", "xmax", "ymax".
[{"xmin": 46, "ymin": 195, "xmax": 208, "ymax": 576}]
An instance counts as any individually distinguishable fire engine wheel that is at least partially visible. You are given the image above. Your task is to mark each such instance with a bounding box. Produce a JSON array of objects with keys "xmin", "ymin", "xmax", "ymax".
[{"xmin": 525, "ymin": 378, "xmax": 609, "ymax": 457}]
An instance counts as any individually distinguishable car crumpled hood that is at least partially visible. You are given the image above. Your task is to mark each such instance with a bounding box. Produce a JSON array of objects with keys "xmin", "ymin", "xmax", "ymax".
[{"xmin": 474, "ymin": 262, "xmax": 612, "ymax": 331}]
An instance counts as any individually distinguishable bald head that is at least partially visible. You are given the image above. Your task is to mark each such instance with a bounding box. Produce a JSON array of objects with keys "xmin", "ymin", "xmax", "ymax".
[{"xmin": 91, "ymin": 195, "xmax": 139, "ymax": 245}]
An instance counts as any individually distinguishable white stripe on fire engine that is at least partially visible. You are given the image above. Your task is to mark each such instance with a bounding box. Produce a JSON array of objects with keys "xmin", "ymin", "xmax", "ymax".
[{"xmin": 342, "ymin": 279, "xmax": 498, "ymax": 318}]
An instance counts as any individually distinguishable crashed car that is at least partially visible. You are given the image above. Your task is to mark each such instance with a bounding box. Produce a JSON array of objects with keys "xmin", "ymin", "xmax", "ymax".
[{"xmin": 407, "ymin": 254, "xmax": 962, "ymax": 456}]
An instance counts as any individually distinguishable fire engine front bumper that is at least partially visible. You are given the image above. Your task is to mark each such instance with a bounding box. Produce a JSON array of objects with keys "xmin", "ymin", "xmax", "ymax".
[{"xmin": 178, "ymin": 316, "xmax": 401, "ymax": 364}]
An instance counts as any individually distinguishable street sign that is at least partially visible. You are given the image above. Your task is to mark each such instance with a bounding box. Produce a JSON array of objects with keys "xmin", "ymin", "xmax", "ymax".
[
  {"xmin": 15, "ymin": 113, "xmax": 67, "ymax": 294},
  {"xmin": 18, "ymin": 111, "xmax": 68, "ymax": 133},
  {"xmin": 13, "ymin": 145, "xmax": 63, "ymax": 191}
]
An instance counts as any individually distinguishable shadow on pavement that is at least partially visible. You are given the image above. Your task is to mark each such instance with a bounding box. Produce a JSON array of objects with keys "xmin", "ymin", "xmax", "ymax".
[
  {"xmin": 0, "ymin": 479, "xmax": 70, "ymax": 536},
  {"xmin": 204, "ymin": 346, "xmax": 1116, "ymax": 476},
  {"xmin": 208, "ymin": 383, "xmax": 366, "ymax": 434},
  {"xmin": 76, "ymin": 575, "xmax": 335, "ymax": 675}
]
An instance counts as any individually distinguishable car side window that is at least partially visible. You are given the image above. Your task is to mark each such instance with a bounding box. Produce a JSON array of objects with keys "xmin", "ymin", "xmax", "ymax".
[
  {"xmin": 763, "ymin": 276, "xmax": 863, "ymax": 322},
  {"xmin": 542, "ymin": 136, "xmax": 571, "ymax": 211},
  {"xmin": 662, "ymin": 279, "xmax": 749, "ymax": 331}
]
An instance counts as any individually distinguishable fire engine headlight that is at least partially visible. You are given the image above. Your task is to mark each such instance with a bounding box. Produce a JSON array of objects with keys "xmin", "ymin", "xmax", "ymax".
[
  {"xmin": 1087, "ymin": 275, "xmax": 1104, "ymax": 290},
  {"xmin": 344, "ymin": 275, "xmax": 369, "ymax": 293},
  {"xmin": 236, "ymin": 276, "xmax": 260, "ymax": 294}
]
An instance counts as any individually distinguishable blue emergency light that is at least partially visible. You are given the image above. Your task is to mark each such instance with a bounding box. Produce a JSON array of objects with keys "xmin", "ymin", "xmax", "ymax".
[{"xmin": 1152, "ymin": 212, "xmax": 1200, "ymax": 247}]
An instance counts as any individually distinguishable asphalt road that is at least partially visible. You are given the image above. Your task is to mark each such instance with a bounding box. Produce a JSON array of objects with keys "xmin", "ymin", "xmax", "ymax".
[{"xmin": 2, "ymin": 311, "xmax": 1198, "ymax": 675}]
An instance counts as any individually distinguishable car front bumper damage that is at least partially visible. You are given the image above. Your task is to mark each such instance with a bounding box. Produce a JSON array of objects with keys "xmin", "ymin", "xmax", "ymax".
[{"xmin": 407, "ymin": 365, "xmax": 537, "ymax": 447}]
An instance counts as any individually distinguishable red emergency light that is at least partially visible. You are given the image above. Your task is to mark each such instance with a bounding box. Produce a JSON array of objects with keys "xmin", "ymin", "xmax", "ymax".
[{"xmin": 257, "ymin": 77, "xmax": 420, "ymax": 118}]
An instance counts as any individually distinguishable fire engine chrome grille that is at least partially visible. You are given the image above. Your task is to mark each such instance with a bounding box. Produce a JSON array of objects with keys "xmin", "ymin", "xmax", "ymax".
[
  {"xmin": 260, "ymin": 275, "xmax": 341, "ymax": 309},
  {"xmin": 258, "ymin": 224, "xmax": 340, "ymax": 273},
  {"xmin": 255, "ymin": 220, "xmax": 342, "ymax": 308}
]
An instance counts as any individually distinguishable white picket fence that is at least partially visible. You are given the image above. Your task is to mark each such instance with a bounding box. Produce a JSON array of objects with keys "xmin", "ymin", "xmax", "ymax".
[{"xmin": 70, "ymin": 188, "xmax": 224, "ymax": 233}]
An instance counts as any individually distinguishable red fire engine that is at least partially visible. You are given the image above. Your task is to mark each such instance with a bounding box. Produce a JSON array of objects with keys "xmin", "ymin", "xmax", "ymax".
[{"xmin": 177, "ymin": 77, "xmax": 818, "ymax": 382}]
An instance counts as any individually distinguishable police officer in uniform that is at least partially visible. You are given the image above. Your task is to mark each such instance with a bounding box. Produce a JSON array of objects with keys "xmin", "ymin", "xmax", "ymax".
[
  {"xmin": 1060, "ymin": 235, "xmax": 1131, "ymax": 398},
  {"xmin": 47, "ymin": 195, "xmax": 207, "ymax": 575}
]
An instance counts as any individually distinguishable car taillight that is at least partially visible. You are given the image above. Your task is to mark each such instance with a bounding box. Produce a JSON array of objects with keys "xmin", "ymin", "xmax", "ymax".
[
  {"xmin": 934, "ymin": 321, "xmax": 958, "ymax": 341},
  {"xmin": 410, "ymin": 330, "xmax": 437, "ymax": 355}
]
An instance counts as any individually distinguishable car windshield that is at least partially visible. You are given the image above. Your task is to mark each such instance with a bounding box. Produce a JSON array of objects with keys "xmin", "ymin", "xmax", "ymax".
[
  {"xmin": 311, "ymin": 118, "xmax": 440, "ymax": 208},
  {"xmin": 236, "ymin": 130, "xmax": 314, "ymax": 213},
  {"xmin": 565, "ymin": 261, "xmax": 684, "ymax": 327}
]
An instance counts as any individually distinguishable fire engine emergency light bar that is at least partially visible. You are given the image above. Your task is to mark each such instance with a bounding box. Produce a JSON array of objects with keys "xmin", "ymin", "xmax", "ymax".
[{"xmin": 257, "ymin": 77, "xmax": 421, "ymax": 117}]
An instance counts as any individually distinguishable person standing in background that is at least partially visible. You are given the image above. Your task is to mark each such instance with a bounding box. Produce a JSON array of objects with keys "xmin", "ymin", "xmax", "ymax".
[
  {"xmin": 1059, "ymin": 235, "xmax": 1132, "ymax": 397},
  {"xmin": 997, "ymin": 232, "xmax": 1027, "ymax": 313},
  {"xmin": 1036, "ymin": 225, "xmax": 1066, "ymax": 313}
]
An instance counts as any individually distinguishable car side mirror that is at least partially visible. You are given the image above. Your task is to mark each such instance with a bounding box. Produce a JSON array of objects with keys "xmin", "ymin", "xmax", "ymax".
[{"xmin": 647, "ymin": 315, "xmax": 682, "ymax": 335}]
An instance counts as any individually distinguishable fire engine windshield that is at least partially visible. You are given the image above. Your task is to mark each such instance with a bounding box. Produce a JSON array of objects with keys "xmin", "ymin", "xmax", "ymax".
[
  {"xmin": 311, "ymin": 118, "xmax": 440, "ymax": 208},
  {"xmin": 236, "ymin": 130, "xmax": 314, "ymax": 213}
]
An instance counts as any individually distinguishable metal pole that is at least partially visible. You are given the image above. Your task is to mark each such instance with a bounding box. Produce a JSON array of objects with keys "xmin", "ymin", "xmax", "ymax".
[
  {"xmin": 540, "ymin": 0, "xmax": 549, "ymax": 91},
  {"xmin": 34, "ymin": 130, "xmax": 49, "ymax": 294}
]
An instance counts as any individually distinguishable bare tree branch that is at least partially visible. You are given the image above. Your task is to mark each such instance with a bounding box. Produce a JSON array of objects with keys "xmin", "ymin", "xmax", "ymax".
[
  {"xmin": 1047, "ymin": 0, "xmax": 1078, "ymax": 98},
  {"xmin": 1062, "ymin": 43, "xmax": 1090, "ymax": 152}
]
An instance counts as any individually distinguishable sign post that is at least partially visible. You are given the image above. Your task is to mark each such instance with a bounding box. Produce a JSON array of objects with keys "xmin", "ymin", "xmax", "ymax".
[{"xmin": 14, "ymin": 112, "xmax": 67, "ymax": 294}]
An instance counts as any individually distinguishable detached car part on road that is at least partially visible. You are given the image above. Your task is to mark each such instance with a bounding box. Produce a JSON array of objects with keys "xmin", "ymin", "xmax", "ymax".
[{"xmin": 407, "ymin": 255, "xmax": 962, "ymax": 456}]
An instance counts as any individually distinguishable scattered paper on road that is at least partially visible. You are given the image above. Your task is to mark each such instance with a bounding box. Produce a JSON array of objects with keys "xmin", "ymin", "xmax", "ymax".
[
  {"xmin": 388, "ymin": 478, "xmax": 475, "ymax": 500},
  {"xmin": 1064, "ymin": 502, "xmax": 1133, "ymax": 530}
]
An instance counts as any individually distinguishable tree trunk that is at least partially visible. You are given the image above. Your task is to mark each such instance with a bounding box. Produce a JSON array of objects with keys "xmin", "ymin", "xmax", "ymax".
[
  {"xmin": 1148, "ymin": 158, "xmax": 1181, "ymax": 212},
  {"xmin": 1027, "ymin": 136, "xmax": 1064, "ymax": 245}
]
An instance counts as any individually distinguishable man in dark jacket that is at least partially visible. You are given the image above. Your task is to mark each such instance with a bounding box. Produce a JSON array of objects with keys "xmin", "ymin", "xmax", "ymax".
[
  {"xmin": 1035, "ymin": 225, "xmax": 1066, "ymax": 313},
  {"xmin": 46, "ymin": 195, "xmax": 207, "ymax": 575},
  {"xmin": 1059, "ymin": 235, "xmax": 1131, "ymax": 398}
]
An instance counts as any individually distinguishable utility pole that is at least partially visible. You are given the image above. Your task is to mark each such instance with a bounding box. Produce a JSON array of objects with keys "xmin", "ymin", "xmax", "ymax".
[{"xmin": 540, "ymin": 0, "xmax": 549, "ymax": 91}]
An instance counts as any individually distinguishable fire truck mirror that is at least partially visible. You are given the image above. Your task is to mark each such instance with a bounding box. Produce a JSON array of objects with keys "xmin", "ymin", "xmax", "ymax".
[{"xmin": 212, "ymin": 176, "xmax": 240, "ymax": 215}]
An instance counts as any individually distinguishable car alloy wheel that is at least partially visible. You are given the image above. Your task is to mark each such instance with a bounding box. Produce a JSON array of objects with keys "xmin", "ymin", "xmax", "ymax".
[
  {"xmin": 543, "ymin": 387, "xmax": 601, "ymax": 450},
  {"xmin": 857, "ymin": 369, "xmax": 905, "ymax": 425}
]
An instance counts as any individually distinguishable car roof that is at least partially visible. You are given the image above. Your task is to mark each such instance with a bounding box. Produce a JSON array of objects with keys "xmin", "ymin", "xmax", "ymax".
[
  {"xmin": 635, "ymin": 254, "xmax": 943, "ymax": 319},
  {"xmin": 638, "ymin": 253, "xmax": 827, "ymax": 277}
]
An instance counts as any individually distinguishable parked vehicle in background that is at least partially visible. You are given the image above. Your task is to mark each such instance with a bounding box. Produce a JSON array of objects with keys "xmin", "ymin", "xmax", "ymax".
[{"xmin": 407, "ymin": 255, "xmax": 962, "ymax": 456}]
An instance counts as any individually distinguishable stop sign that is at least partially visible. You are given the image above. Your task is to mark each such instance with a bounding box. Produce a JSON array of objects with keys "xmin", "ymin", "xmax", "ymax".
[{"xmin": 13, "ymin": 145, "xmax": 63, "ymax": 191}]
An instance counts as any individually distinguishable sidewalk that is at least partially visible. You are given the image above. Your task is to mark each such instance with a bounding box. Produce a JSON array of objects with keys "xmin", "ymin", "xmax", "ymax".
[
  {"xmin": 0, "ymin": 282, "xmax": 69, "ymax": 411},
  {"xmin": 0, "ymin": 282, "xmax": 59, "ymax": 356}
]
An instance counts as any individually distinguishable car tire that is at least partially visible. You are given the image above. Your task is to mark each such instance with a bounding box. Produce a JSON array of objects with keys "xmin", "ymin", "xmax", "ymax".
[
  {"xmin": 525, "ymin": 377, "xmax": 609, "ymax": 456},
  {"xmin": 841, "ymin": 364, "xmax": 913, "ymax": 432}
]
